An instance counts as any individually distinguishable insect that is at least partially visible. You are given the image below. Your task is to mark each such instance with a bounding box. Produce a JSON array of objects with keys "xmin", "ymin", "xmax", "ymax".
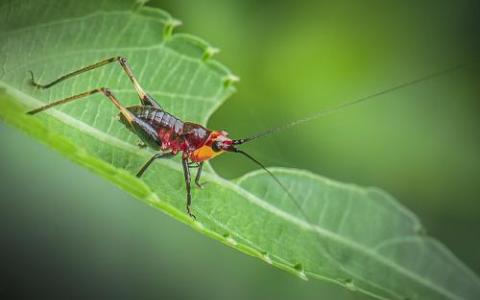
[{"xmin": 27, "ymin": 56, "xmax": 462, "ymax": 219}]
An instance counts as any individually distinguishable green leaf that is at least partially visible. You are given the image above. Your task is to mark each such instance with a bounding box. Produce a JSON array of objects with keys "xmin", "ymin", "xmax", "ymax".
[{"xmin": 1, "ymin": 1, "xmax": 479, "ymax": 299}]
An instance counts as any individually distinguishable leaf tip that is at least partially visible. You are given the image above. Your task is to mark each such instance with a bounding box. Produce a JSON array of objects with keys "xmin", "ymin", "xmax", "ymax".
[
  {"xmin": 202, "ymin": 46, "xmax": 220, "ymax": 61},
  {"xmin": 163, "ymin": 18, "xmax": 183, "ymax": 39},
  {"xmin": 223, "ymin": 73, "xmax": 240, "ymax": 88}
]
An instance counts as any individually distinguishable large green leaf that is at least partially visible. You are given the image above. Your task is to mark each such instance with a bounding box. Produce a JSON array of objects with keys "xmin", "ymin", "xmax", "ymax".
[{"xmin": 1, "ymin": 1, "xmax": 479, "ymax": 299}]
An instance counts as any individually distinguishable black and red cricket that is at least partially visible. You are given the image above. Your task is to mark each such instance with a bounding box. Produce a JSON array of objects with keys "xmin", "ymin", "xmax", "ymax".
[
  {"xmin": 27, "ymin": 56, "xmax": 461, "ymax": 219},
  {"xmin": 27, "ymin": 56, "xmax": 261, "ymax": 219}
]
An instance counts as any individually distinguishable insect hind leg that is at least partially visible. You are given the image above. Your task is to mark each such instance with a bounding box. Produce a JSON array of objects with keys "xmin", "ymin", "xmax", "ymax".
[
  {"xmin": 29, "ymin": 56, "xmax": 162, "ymax": 109},
  {"xmin": 27, "ymin": 87, "xmax": 135, "ymax": 124}
]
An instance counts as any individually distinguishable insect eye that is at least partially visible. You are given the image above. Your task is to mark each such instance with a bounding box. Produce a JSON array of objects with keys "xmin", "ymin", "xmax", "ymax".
[{"xmin": 212, "ymin": 141, "xmax": 221, "ymax": 152}]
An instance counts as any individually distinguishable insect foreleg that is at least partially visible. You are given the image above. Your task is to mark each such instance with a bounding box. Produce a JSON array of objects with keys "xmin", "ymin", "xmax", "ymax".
[
  {"xmin": 182, "ymin": 158, "xmax": 195, "ymax": 219},
  {"xmin": 136, "ymin": 152, "xmax": 174, "ymax": 177},
  {"xmin": 29, "ymin": 56, "xmax": 162, "ymax": 108},
  {"xmin": 27, "ymin": 88, "xmax": 134, "ymax": 124}
]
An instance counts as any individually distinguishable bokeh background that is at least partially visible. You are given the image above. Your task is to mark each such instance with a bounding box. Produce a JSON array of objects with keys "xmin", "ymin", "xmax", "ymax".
[{"xmin": 1, "ymin": 0, "xmax": 479, "ymax": 299}]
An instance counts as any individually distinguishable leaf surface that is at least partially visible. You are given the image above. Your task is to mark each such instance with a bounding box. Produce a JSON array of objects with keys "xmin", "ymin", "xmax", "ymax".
[{"xmin": 1, "ymin": 1, "xmax": 479, "ymax": 299}]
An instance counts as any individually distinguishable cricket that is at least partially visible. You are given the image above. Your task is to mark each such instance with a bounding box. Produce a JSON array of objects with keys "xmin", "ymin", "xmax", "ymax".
[{"xmin": 27, "ymin": 56, "xmax": 462, "ymax": 219}]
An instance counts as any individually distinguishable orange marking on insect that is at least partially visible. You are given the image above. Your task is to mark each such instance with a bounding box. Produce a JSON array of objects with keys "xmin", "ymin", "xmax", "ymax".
[
  {"xmin": 189, "ymin": 130, "xmax": 229, "ymax": 162},
  {"xmin": 190, "ymin": 145, "xmax": 223, "ymax": 162}
]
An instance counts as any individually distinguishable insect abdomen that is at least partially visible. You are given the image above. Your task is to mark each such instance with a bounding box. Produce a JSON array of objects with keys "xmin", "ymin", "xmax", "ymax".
[{"xmin": 126, "ymin": 105, "xmax": 185, "ymax": 151}]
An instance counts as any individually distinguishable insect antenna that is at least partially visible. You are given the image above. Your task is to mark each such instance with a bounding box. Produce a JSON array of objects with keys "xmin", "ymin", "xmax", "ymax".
[
  {"xmin": 233, "ymin": 64, "xmax": 464, "ymax": 146},
  {"xmin": 233, "ymin": 149, "xmax": 310, "ymax": 219},
  {"xmin": 228, "ymin": 63, "xmax": 470, "ymax": 272}
]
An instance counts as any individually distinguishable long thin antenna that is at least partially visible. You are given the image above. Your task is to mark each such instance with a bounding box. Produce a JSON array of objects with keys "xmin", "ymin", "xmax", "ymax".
[
  {"xmin": 234, "ymin": 149, "xmax": 308, "ymax": 219},
  {"xmin": 233, "ymin": 64, "xmax": 464, "ymax": 145}
]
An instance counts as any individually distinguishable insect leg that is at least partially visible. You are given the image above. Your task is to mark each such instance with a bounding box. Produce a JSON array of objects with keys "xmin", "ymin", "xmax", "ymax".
[
  {"xmin": 194, "ymin": 162, "xmax": 205, "ymax": 189},
  {"xmin": 115, "ymin": 56, "xmax": 162, "ymax": 108},
  {"xmin": 182, "ymin": 157, "xmax": 195, "ymax": 219},
  {"xmin": 136, "ymin": 152, "xmax": 174, "ymax": 177},
  {"xmin": 27, "ymin": 88, "xmax": 135, "ymax": 124},
  {"xmin": 29, "ymin": 56, "xmax": 162, "ymax": 108},
  {"xmin": 29, "ymin": 58, "xmax": 117, "ymax": 89}
]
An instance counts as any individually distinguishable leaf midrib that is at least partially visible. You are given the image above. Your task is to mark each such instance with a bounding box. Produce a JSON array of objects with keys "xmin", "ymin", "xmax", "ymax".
[{"xmin": 0, "ymin": 83, "xmax": 462, "ymax": 300}]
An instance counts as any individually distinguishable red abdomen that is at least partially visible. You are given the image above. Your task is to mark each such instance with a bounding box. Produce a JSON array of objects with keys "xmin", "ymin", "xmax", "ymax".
[{"xmin": 126, "ymin": 106, "xmax": 211, "ymax": 155}]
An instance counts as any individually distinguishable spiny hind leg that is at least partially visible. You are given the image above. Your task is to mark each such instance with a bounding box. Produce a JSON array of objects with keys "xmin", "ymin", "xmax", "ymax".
[
  {"xmin": 29, "ymin": 56, "xmax": 162, "ymax": 108},
  {"xmin": 27, "ymin": 87, "xmax": 135, "ymax": 125}
]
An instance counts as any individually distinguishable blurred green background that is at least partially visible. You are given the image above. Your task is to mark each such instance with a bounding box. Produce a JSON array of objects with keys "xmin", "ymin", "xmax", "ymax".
[{"xmin": 1, "ymin": 0, "xmax": 479, "ymax": 299}]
